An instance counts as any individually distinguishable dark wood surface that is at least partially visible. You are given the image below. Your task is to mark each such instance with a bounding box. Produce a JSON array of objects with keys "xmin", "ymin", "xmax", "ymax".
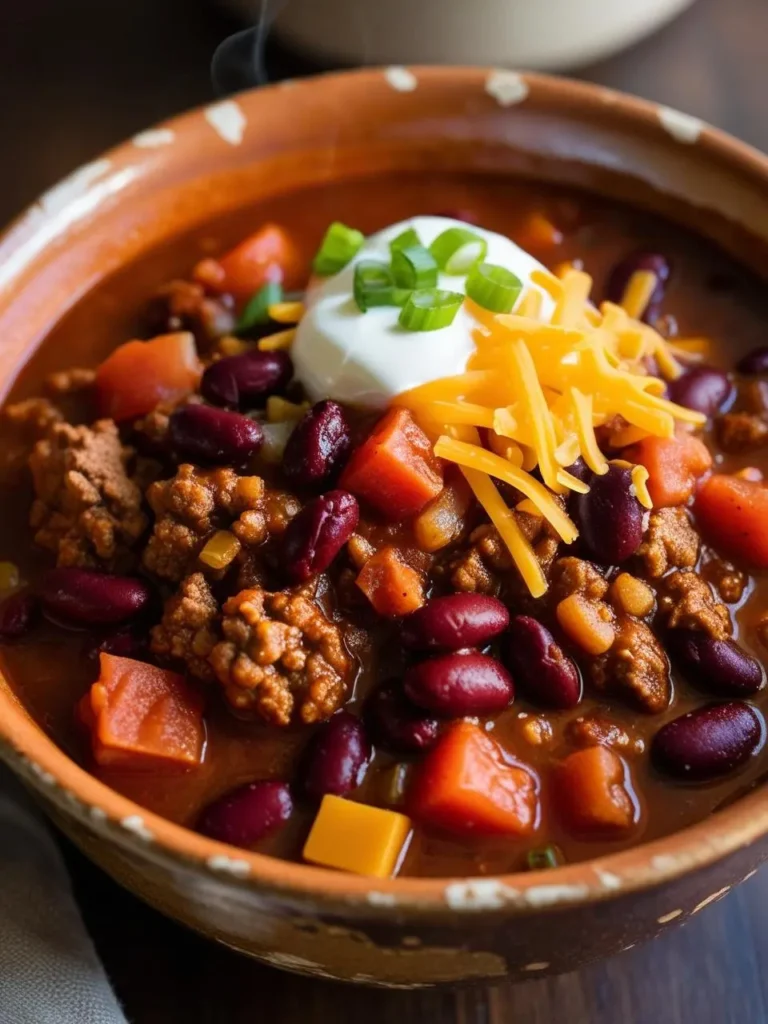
[{"xmin": 4, "ymin": 0, "xmax": 768, "ymax": 1020}]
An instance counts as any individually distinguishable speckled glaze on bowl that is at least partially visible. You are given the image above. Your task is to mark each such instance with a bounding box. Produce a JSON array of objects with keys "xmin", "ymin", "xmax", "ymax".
[{"xmin": 1, "ymin": 69, "xmax": 768, "ymax": 987}]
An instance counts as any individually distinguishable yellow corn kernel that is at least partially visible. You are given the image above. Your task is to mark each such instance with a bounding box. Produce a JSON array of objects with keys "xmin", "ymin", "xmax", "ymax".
[
  {"xmin": 611, "ymin": 573, "xmax": 655, "ymax": 618},
  {"xmin": 266, "ymin": 395, "xmax": 310, "ymax": 423},
  {"xmin": 0, "ymin": 562, "xmax": 19, "ymax": 593},
  {"xmin": 257, "ymin": 328, "xmax": 296, "ymax": 352},
  {"xmin": 198, "ymin": 530, "xmax": 241, "ymax": 571},
  {"xmin": 556, "ymin": 594, "xmax": 615, "ymax": 656},
  {"xmin": 268, "ymin": 301, "xmax": 305, "ymax": 324},
  {"xmin": 218, "ymin": 336, "xmax": 254, "ymax": 357},
  {"xmin": 303, "ymin": 795, "xmax": 412, "ymax": 878}
]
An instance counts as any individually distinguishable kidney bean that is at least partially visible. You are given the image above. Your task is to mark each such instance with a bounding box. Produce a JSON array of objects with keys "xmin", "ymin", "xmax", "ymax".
[
  {"xmin": 566, "ymin": 456, "xmax": 591, "ymax": 483},
  {"xmin": 282, "ymin": 490, "xmax": 359, "ymax": 583},
  {"xmin": 404, "ymin": 650, "xmax": 513, "ymax": 717},
  {"xmin": 82, "ymin": 628, "xmax": 147, "ymax": 664},
  {"xmin": 301, "ymin": 711, "xmax": 372, "ymax": 799},
  {"xmin": 668, "ymin": 366, "xmax": 732, "ymax": 417},
  {"xmin": 365, "ymin": 681, "xmax": 440, "ymax": 753},
  {"xmin": 0, "ymin": 591, "xmax": 37, "ymax": 639},
  {"xmin": 603, "ymin": 251, "xmax": 671, "ymax": 324},
  {"xmin": 668, "ymin": 630, "xmax": 763, "ymax": 697},
  {"xmin": 573, "ymin": 464, "xmax": 644, "ymax": 566},
  {"xmin": 201, "ymin": 350, "xmax": 292, "ymax": 408},
  {"xmin": 282, "ymin": 400, "xmax": 351, "ymax": 489},
  {"xmin": 737, "ymin": 346, "xmax": 768, "ymax": 376},
  {"xmin": 38, "ymin": 568, "xmax": 152, "ymax": 626},
  {"xmin": 506, "ymin": 616, "xmax": 582, "ymax": 709},
  {"xmin": 652, "ymin": 701, "xmax": 763, "ymax": 780},
  {"xmin": 197, "ymin": 780, "xmax": 293, "ymax": 847},
  {"xmin": 401, "ymin": 594, "xmax": 509, "ymax": 652},
  {"xmin": 168, "ymin": 405, "xmax": 262, "ymax": 466}
]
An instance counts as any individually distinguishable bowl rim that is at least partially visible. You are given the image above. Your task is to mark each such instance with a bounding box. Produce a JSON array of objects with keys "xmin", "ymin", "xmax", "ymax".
[{"xmin": 1, "ymin": 65, "xmax": 767, "ymax": 917}]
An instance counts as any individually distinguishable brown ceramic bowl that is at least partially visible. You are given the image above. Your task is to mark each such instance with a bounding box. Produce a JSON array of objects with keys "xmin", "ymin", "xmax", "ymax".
[{"xmin": 1, "ymin": 68, "xmax": 768, "ymax": 988}]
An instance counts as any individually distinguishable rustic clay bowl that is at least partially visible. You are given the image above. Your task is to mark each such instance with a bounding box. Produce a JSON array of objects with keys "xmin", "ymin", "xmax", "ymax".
[{"xmin": 1, "ymin": 68, "xmax": 767, "ymax": 988}]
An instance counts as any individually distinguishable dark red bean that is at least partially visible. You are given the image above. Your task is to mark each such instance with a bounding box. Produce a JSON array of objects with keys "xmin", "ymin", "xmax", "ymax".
[
  {"xmin": 282, "ymin": 489, "xmax": 359, "ymax": 583},
  {"xmin": 573, "ymin": 464, "xmax": 644, "ymax": 566},
  {"xmin": 404, "ymin": 650, "xmax": 513, "ymax": 718},
  {"xmin": 301, "ymin": 711, "xmax": 372, "ymax": 799},
  {"xmin": 603, "ymin": 251, "xmax": 671, "ymax": 324},
  {"xmin": 39, "ymin": 568, "xmax": 152, "ymax": 626},
  {"xmin": 566, "ymin": 456, "xmax": 591, "ymax": 483},
  {"xmin": 168, "ymin": 405, "xmax": 262, "ymax": 466},
  {"xmin": 668, "ymin": 631, "xmax": 764, "ymax": 697},
  {"xmin": 737, "ymin": 346, "xmax": 768, "ymax": 376},
  {"xmin": 0, "ymin": 591, "xmax": 37, "ymax": 639},
  {"xmin": 668, "ymin": 366, "xmax": 732, "ymax": 417},
  {"xmin": 82, "ymin": 629, "xmax": 147, "ymax": 664},
  {"xmin": 506, "ymin": 616, "xmax": 582, "ymax": 709},
  {"xmin": 282, "ymin": 400, "xmax": 351, "ymax": 489},
  {"xmin": 197, "ymin": 781, "xmax": 293, "ymax": 847},
  {"xmin": 402, "ymin": 594, "xmax": 509, "ymax": 652},
  {"xmin": 652, "ymin": 701, "xmax": 763, "ymax": 780},
  {"xmin": 201, "ymin": 350, "xmax": 292, "ymax": 408},
  {"xmin": 365, "ymin": 681, "xmax": 440, "ymax": 753}
]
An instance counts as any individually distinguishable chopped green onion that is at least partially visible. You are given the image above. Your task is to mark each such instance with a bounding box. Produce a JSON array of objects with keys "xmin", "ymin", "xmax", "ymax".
[
  {"xmin": 399, "ymin": 289, "xmax": 464, "ymax": 332},
  {"xmin": 389, "ymin": 227, "xmax": 421, "ymax": 254},
  {"xmin": 466, "ymin": 262, "xmax": 523, "ymax": 313},
  {"xmin": 391, "ymin": 245, "xmax": 439, "ymax": 290},
  {"xmin": 429, "ymin": 227, "xmax": 488, "ymax": 274},
  {"xmin": 526, "ymin": 844, "xmax": 563, "ymax": 871},
  {"xmin": 312, "ymin": 221, "xmax": 364, "ymax": 276},
  {"xmin": 353, "ymin": 260, "xmax": 410, "ymax": 312},
  {"xmin": 236, "ymin": 281, "xmax": 283, "ymax": 332}
]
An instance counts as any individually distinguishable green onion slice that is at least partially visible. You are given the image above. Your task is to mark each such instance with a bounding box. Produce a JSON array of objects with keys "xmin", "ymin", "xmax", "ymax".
[
  {"xmin": 236, "ymin": 281, "xmax": 283, "ymax": 332},
  {"xmin": 466, "ymin": 262, "xmax": 523, "ymax": 313},
  {"xmin": 353, "ymin": 261, "xmax": 410, "ymax": 312},
  {"xmin": 391, "ymin": 245, "xmax": 439, "ymax": 290},
  {"xmin": 399, "ymin": 288, "xmax": 464, "ymax": 332},
  {"xmin": 312, "ymin": 221, "xmax": 364, "ymax": 276},
  {"xmin": 389, "ymin": 227, "xmax": 421, "ymax": 254},
  {"xmin": 429, "ymin": 227, "xmax": 488, "ymax": 274},
  {"xmin": 526, "ymin": 845, "xmax": 563, "ymax": 871}
]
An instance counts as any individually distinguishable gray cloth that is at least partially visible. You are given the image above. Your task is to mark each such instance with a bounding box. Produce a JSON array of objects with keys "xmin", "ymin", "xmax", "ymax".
[{"xmin": 0, "ymin": 766, "xmax": 127, "ymax": 1024}]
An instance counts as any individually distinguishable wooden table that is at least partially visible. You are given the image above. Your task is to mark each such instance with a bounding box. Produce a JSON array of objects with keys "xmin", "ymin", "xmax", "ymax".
[{"xmin": 4, "ymin": 0, "xmax": 768, "ymax": 1020}]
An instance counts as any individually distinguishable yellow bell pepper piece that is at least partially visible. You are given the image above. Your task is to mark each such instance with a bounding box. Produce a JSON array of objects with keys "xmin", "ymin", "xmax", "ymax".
[
  {"xmin": 303, "ymin": 795, "xmax": 412, "ymax": 878},
  {"xmin": 267, "ymin": 301, "xmax": 305, "ymax": 324},
  {"xmin": 198, "ymin": 530, "xmax": 241, "ymax": 570},
  {"xmin": 266, "ymin": 396, "xmax": 310, "ymax": 423},
  {"xmin": 257, "ymin": 328, "xmax": 296, "ymax": 352}
]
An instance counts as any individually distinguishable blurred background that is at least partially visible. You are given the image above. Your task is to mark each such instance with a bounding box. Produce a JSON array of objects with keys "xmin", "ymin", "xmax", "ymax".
[{"xmin": 2, "ymin": 1, "xmax": 768, "ymax": 1021}]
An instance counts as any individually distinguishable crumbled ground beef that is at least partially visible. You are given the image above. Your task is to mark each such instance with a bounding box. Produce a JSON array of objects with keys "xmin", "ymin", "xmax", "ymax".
[
  {"xmin": 146, "ymin": 279, "xmax": 235, "ymax": 347},
  {"xmin": 28, "ymin": 420, "xmax": 146, "ymax": 570},
  {"xmin": 450, "ymin": 513, "xmax": 560, "ymax": 595},
  {"xmin": 208, "ymin": 587, "xmax": 352, "ymax": 725},
  {"xmin": 4, "ymin": 397, "xmax": 63, "ymax": 436},
  {"xmin": 550, "ymin": 556, "xmax": 609, "ymax": 603},
  {"xmin": 702, "ymin": 555, "xmax": 748, "ymax": 605},
  {"xmin": 657, "ymin": 569, "xmax": 732, "ymax": 639},
  {"xmin": 636, "ymin": 507, "xmax": 699, "ymax": 579},
  {"xmin": 590, "ymin": 615, "xmax": 670, "ymax": 713},
  {"xmin": 150, "ymin": 573, "xmax": 220, "ymax": 681},
  {"xmin": 568, "ymin": 713, "xmax": 645, "ymax": 755},
  {"xmin": 717, "ymin": 411, "xmax": 768, "ymax": 452}
]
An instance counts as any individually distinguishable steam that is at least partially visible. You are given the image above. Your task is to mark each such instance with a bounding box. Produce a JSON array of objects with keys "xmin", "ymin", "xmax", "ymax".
[{"xmin": 211, "ymin": 0, "xmax": 287, "ymax": 96}]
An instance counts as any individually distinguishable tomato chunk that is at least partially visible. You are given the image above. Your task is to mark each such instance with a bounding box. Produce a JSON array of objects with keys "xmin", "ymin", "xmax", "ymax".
[
  {"xmin": 356, "ymin": 546, "xmax": 425, "ymax": 617},
  {"xmin": 695, "ymin": 473, "xmax": 768, "ymax": 568},
  {"xmin": 625, "ymin": 432, "xmax": 712, "ymax": 507},
  {"xmin": 96, "ymin": 332, "xmax": 201, "ymax": 422},
  {"xmin": 408, "ymin": 721, "xmax": 538, "ymax": 836},
  {"xmin": 555, "ymin": 746, "xmax": 636, "ymax": 835},
  {"xmin": 85, "ymin": 653, "xmax": 205, "ymax": 771},
  {"xmin": 340, "ymin": 407, "xmax": 444, "ymax": 519},
  {"xmin": 194, "ymin": 224, "xmax": 302, "ymax": 300}
]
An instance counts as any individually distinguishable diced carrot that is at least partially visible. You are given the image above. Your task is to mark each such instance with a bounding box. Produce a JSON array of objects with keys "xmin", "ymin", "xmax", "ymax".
[
  {"xmin": 625, "ymin": 433, "xmax": 712, "ymax": 506},
  {"xmin": 96, "ymin": 332, "xmax": 201, "ymax": 422},
  {"xmin": 517, "ymin": 212, "xmax": 563, "ymax": 250},
  {"xmin": 695, "ymin": 473, "xmax": 768, "ymax": 568},
  {"xmin": 408, "ymin": 721, "xmax": 538, "ymax": 837},
  {"xmin": 412, "ymin": 470, "xmax": 473, "ymax": 552},
  {"xmin": 340, "ymin": 407, "xmax": 444, "ymax": 519},
  {"xmin": 555, "ymin": 746, "xmax": 636, "ymax": 835},
  {"xmin": 356, "ymin": 546, "xmax": 425, "ymax": 617},
  {"xmin": 194, "ymin": 224, "xmax": 303, "ymax": 300},
  {"xmin": 85, "ymin": 653, "xmax": 205, "ymax": 771}
]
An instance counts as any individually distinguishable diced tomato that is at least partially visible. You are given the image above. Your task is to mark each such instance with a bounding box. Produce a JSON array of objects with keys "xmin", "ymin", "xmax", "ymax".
[
  {"xmin": 356, "ymin": 546, "xmax": 425, "ymax": 617},
  {"xmin": 95, "ymin": 332, "xmax": 201, "ymax": 422},
  {"xmin": 84, "ymin": 653, "xmax": 205, "ymax": 771},
  {"xmin": 193, "ymin": 224, "xmax": 303, "ymax": 301},
  {"xmin": 408, "ymin": 721, "xmax": 538, "ymax": 836},
  {"xmin": 625, "ymin": 432, "xmax": 712, "ymax": 507},
  {"xmin": 555, "ymin": 746, "xmax": 636, "ymax": 835},
  {"xmin": 340, "ymin": 407, "xmax": 444, "ymax": 519},
  {"xmin": 695, "ymin": 473, "xmax": 768, "ymax": 568},
  {"xmin": 517, "ymin": 212, "xmax": 563, "ymax": 250}
]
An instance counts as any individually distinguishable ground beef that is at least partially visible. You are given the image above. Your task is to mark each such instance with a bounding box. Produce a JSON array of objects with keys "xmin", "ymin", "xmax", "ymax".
[
  {"xmin": 150, "ymin": 573, "xmax": 220, "ymax": 682},
  {"xmin": 4, "ymin": 398, "xmax": 63, "ymax": 436},
  {"xmin": 550, "ymin": 557, "xmax": 609, "ymax": 603},
  {"xmin": 590, "ymin": 615, "xmax": 670, "ymax": 713},
  {"xmin": 450, "ymin": 514, "xmax": 559, "ymax": 595},
  {"xmin": 657, "ymin": 569, "xmax": 732, "ymax": 639},
  {"xmin": 717, "ymin": 412, "xmax": 768, "ymax": 453},
  {"xmin": 567, "ymin": 712, "xmax": 645, "ymax": 755},
  {"xmin": 45, "ymin": 368, "xmax": 96, "ymax": 395},
  {"xmin": 208, "ymin": 587, "xmax": 352, "ymax": 725},
  {"xmin": 635, "ymin": 507, "xmax": 699, "ymax": 579},
  {"xmin": 146, "ymin": 279, "xmax": 235, "ymax": 347},
  {"xmin": 702, "ymin": 555, "xmax": 748, "ymax": 605},
  {"xmin": 28, "ymin": 419, "xmax": 146, "ymax": 570}
]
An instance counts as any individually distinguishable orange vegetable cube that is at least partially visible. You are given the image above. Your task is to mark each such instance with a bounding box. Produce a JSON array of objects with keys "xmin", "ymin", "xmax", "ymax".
[
  {"xmin": 625, "ymin": 433, "xmax": 712, "ymax": 507},
  {"xmin": 303, "ymin": 795, "xmax": 412, "ymax": 878},
  {"xmin": 96, "ymin": 332, "xmax": 201, "ymax": 422},
  {"xmin": 194, "ymin": 224, "xmax": 303, "ymax": 300},
  {"xmin": 412, "ymin": 471, "xmax": 473, "ymax": 552},
  {"xmin": 556, "ymin": 746, "xmax": 636, "ymax": 835},
  {"xmin": 356, "ymin": 546, "xmax": 425, "ymax": 617},
  {"xmin": 695, "ymin": 473, "xmax": 768, "ymax": 568}
]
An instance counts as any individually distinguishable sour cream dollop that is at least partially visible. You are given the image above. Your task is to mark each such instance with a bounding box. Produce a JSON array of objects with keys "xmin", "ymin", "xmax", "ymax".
[{"xmin": 292, "ymin": 216, "xmax": 553, "ymax": 409}]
